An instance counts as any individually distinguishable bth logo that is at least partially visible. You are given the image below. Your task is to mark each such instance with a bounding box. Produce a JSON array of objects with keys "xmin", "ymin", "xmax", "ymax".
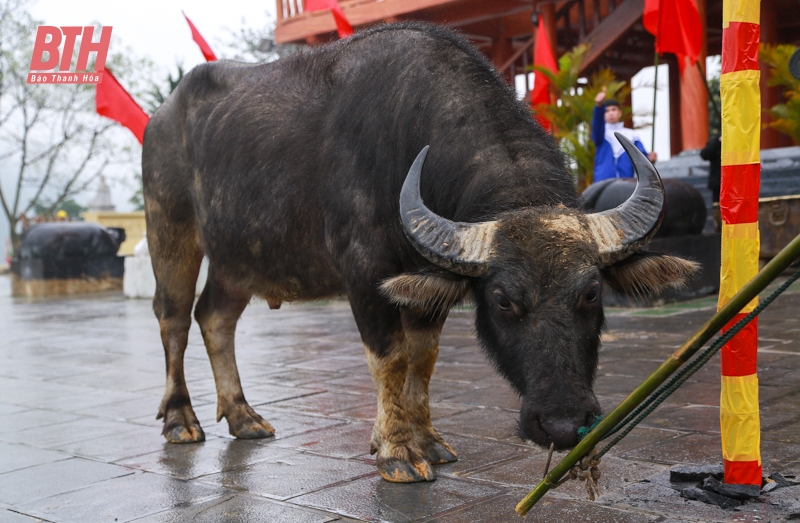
[{"xmin": 27, "ymin": 26, "xmax": 112, "ymax": 85}]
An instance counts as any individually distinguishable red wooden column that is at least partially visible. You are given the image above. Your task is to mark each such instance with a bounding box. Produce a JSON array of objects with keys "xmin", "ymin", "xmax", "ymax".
[
  {"xmin": 718, "ymin": 0, "xmax": 762, "ymax": 486},
  {"xmin": 680, "ymin": 0, "xmax": 708, "ymax": 150}
]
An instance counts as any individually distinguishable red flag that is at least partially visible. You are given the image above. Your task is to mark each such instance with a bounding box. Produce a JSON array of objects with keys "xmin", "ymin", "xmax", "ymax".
[
  {"xmin": 305, "ymin": 0, "xmax": 354, "ymax": 39},
  {"xmin": 96, "ymin": 70, "xmax": 149, "ymax": 144},
  {"xmin": 531, "ymin": 18, "xmax": 557, "ymax": 131},
  {"xmin": 643, "ymin": 0, "xmax": 702, "ymax": 73},
  {"xmin": 183, "ymin": 12, "xmax": 217, "ymax": 61}
]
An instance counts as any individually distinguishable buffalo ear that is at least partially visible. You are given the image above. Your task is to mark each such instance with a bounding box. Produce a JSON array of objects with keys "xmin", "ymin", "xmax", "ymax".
[
  {"xmin": 379, "ymin": 270, "xmax": 470, "ymax": 312},
  {"xmin": 602, "ymin": 252, "xmax": 701, "ymax": 297}
]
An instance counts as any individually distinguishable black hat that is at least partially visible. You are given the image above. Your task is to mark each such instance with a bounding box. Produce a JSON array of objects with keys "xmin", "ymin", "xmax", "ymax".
[{"xmin": 604, "ymin": 99, "xmax": 621, "ymax": 108}]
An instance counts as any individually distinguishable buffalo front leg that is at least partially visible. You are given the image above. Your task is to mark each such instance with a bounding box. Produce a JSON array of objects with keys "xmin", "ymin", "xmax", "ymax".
[
  {"xmin": 194, "ymin": 272, "xmax": 274, "ymax": 439},
  {"xmin": 365, "ymin": 338, "xmax": 436, "ymax": 483},
  {"xmin": 402, "ymin": 311, "xmax": 458, "ymax": 465}
]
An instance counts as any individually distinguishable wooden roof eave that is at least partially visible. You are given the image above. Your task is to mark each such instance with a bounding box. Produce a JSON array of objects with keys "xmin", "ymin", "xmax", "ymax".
[{"xmin": 275, "ymin": 0, "xmax": 462, "ymax": 44}]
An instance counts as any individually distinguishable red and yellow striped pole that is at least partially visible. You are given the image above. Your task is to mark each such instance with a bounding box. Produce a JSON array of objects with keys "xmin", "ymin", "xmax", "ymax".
[{"xmin": 718, "ymin": 0, "xmax": 762, "ymax": 485}]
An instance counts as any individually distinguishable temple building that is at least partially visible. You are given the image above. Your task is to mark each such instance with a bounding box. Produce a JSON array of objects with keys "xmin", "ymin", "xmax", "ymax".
[{"xmin": 274, "ymin": 0, "xmax": 800, "ymax": 155}]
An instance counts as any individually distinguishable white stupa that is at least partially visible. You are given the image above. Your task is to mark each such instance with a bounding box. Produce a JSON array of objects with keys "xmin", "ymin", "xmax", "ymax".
[{"xmin": 87, "ymin": 175, "xmax": 115, "ymax": 212}]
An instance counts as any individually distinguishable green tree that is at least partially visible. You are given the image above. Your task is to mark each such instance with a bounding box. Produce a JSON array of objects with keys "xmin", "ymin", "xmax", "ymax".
[
  {"xmin": 146, "ymin": 62, "xmax": 185, "ymax": 114},
  {"xmin": 760, "ymin": 43, "xmax": 800, "ymax": 144},
  {"xmin": 531, "ymin": 45, "xmax": 631, "ymax": 189},
  {"xmin": 34, "ymin": 198, "xmax": 86, "ymax": 219}
]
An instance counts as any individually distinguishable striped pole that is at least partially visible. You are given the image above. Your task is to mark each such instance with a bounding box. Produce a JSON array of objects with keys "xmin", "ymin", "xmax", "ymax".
[{"xmin": 718, "ymin": 0, "xmax": 761, "ymax": 485}]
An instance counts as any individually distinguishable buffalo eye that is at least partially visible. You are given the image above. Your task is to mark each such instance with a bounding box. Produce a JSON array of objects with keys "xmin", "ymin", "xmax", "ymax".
[
  {"xmin": 494, "ymin": 291, "xmax": 512, "ymax": 311},
  {"xmin": 583, "ymin": 284, "xmax": 600, "ymax": 304}
]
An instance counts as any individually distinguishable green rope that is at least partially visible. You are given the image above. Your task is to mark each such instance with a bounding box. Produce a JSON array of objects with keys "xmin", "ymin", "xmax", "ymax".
[
  {"xmin": 593, "ymin": 267, "xmax": 800, "ymax": 458},
  {"xmin": 577, "ymin": 414, "xmax": 605, "ymax": 441}
]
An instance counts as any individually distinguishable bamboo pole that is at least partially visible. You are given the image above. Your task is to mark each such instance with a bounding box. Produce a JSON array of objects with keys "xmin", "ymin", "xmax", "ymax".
[{"xmin": 516, "ymin": 232, "xmax": 800, "ymax": 516}]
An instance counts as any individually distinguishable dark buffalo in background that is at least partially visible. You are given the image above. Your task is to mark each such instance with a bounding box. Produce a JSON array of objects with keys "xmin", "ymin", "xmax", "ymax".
[
  {"xmin": 142, "ymin": 22, "xmax": 698, "ymax": 483},
  {"xmin": 12, "ymin": 222, "xmax": 125, "ymax": 281},
  {"xmin": 581, "ymin": 178, "xmax": 708, "ymax": 237},
  {"xmin": 581, "ymin": 178, "xmax": 719, "ymax": 305}
]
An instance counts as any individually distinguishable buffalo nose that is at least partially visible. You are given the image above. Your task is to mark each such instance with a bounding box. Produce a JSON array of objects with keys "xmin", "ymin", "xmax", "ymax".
[{"xmin": 539, "ymin": 417, "xmax": 582, "ymax": 449}]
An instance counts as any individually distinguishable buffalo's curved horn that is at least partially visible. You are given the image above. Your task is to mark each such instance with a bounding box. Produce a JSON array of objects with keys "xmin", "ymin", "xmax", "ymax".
[
  {"xmin": 586, "ymin": 132, "xmax": 666, "ymax": 266},
  {"xmin": 400, "ymin": 146, "xmax": 497, "ymax": 276}
]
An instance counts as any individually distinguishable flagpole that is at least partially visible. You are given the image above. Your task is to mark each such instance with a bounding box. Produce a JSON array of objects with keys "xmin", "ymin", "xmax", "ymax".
[{"xmin": 651, "ymin": 53, "xmax": 658, "ymax": 154}]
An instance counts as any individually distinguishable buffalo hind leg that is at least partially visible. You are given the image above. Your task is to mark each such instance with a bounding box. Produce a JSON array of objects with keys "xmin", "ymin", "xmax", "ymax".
[
  {"xmin": 401, "ymin": 310, "xmax": 458, "ymax": 465},
  {"xmin": 151, "ymin": 225, "xmax": 205, "ymax": 443},
  {"xmin": 194, "ymin": 271, "xmax": 274, "ymax": 439}
]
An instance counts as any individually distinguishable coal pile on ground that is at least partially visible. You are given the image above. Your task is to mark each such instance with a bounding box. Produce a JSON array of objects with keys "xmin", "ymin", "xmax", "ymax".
[{"xmin": 669, "ymin": 463, "xmax": 799, "ymax": 513}]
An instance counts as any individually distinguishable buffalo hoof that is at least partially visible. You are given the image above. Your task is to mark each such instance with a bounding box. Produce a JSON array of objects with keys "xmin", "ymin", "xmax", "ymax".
[
  {"xmin": 223, "ymin": 402, "xmax": 275, "ymax": 439},
  {"xmin": 423, "ymin": 440, "xmax": 458, "ymax": 465},
  {"xmin": 377, "ymin": 456, "xmax": 436, "ymax": 483},
  {"xmin": 159, "ymin": 406, "xmax": 205, "ymax": 443}
]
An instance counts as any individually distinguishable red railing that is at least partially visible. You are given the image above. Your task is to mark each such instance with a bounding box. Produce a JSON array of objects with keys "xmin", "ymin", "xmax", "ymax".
[{"xmin": 276, "ymin": 0, "xmax": 379, "ymax": 25}]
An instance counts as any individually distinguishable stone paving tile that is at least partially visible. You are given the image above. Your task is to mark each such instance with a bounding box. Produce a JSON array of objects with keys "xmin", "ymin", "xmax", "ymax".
[
  {"xmin": 133, "ymin": 494, "xmax": 339, "ymax": 523},
  {"xmin": 431, "ymin": 383, "xmax": 522, "ymax": 410},
  {"xmin": 428, "ymin": 491, "xmax": 657, "ymax": 523},
  {"xmin": 599, "ymin": 426, "xmax": 686, "ymax": 456},
  {"xmin": 272, "ymin": 420, "xmax": 374, "ymax": 459},
  {"xmin": 430, "ymin": 407, "xmax": 521, "ymax": 442},
  {"xmin": 623, "ymin": 431, "xmax": 800, "ymax": 472},
  {"xmin": 72, "ymin": 394, "xmax": 172, "ymax": 423},
  {"xmin": 319, "ymin": 372, "xmax": 376, "ymax": 394},
  {"xmin": 117, "ymin": 437, "xmax": 294, "ymax": 480},
  {"xmin": 195, "ymin": 382, "xmax": 324, "ymax": 408},
  {"xmin": 0, "ymin": 508, "xmax": 48, "ymax": 522},
  {"xmin": 285, "ymin": 355, "xmax": 368, "ymax": 373},
  {"xmin": 762, "ymin": 417, "xmax": 800, "ymax": 444},
  {"xmin": 203, "ymin": 407, "xmax": 346, "ymax": 441},
  {"xmin": 0, "ymin": 360, "xmax": 103, "ymax": 382},
  {"xmin": 0, "ymin": 377, "xmax": 145, "ymax": 412},
  {"xmin": 0, "ymin": 458, "xmax": 133, "ymax": 505},
  {"xmin": 0, "ymin": 442, "xmax": 71, "ymax": 474},
  {"xmin": 0, "ymin": 417, "xmax": 144, "ymax": 448},
  {"xmin": 0, "ymin": 408, "xmax": 80, "ymax": 434},
  {"xmin": 260, "ymin": 368, "xmax": 344, "ymax": 388},
  {"xmin": 51, "ymin": 368, "xmax": 174, "ymax": 393},
  {"xmin": 16, "ymin": 470, "xmax": 226, "ymax": 523},
  {"xmin": 198, "ymin": 451, "xmax": 376, "ymax": 501},
  {"xmin": 52, "ymin": 424, "xmax": 173, "ymax": 462},
  {"xmin": 429, "ymin": 434, "xmax": 531, "ymax": 476},
  {"xmin": 0, "ymin": 402, "xmax": 29, "ymax": 416},
  {"xmin": 268, "ymin": 391, "xmax": 376, "ymax": 417},
  {"xmin": 467, "ymin": 450, "xmax": 667, "ymax": 501},
  {"xmin": 290, "ymin": 473, "xmax": 504, "ymax": 522},
  {"xmin": 638, "ymin": 404, "xmax": 723, "ymax": 433}
]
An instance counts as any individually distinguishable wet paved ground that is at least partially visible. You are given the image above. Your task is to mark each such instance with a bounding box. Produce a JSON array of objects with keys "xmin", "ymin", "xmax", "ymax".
[{"xmin": 1, "ymin": 273, "xmax": 799, "ymax": 522}]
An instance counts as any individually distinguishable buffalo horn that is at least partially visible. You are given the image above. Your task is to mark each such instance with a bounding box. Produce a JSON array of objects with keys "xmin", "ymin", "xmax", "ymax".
[
  {"xmin": 400, "ymin": 146, "xmax": 497, "ymax": 276},
  {"xmin": 585, "ymin": 133, "xmax": 666, "ymax": 266}
]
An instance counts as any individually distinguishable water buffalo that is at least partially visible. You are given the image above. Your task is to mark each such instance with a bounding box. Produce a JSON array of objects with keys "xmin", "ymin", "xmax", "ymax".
[{"xmin": 142, "ymin": 22, "xmax": 698, "ymax": 483}]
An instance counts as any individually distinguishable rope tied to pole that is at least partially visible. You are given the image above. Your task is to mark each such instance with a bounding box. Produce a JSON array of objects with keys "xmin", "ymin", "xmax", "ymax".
[{"xmin": 541, "ymin": 444, "xmax": 603, "ymax": 501}]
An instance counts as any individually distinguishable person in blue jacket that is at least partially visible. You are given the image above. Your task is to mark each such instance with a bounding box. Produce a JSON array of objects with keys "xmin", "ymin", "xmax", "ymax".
[{"xmin": 592, "ymin": 87, "xmax": 657, "ymax": 183}]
